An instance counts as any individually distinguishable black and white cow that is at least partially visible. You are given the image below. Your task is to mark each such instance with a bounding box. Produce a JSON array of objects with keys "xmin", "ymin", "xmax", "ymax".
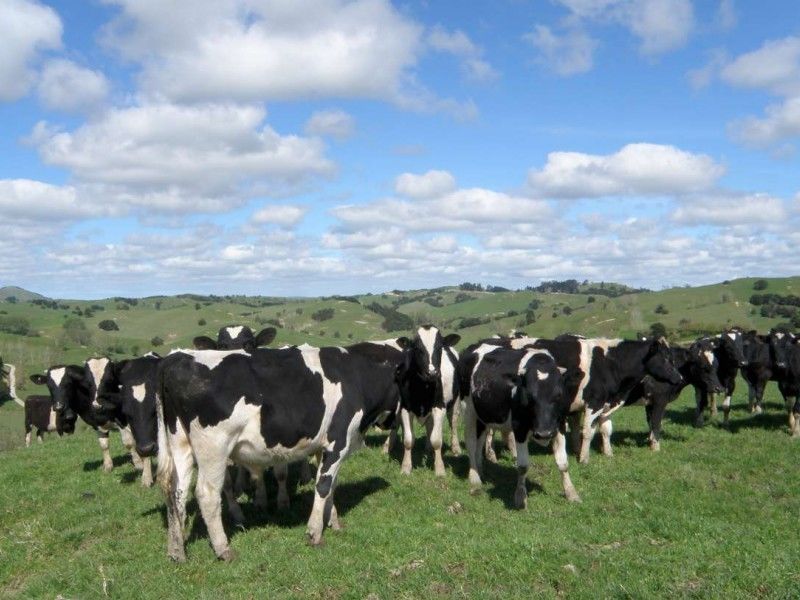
[
  {"xmin": 86, "ymin": 354, "xmax": 162, "ymax": 487},
  {"xmin": 459, "ymin": 343, "xmax": 578, "ymax": 506},
  {"xmin": 30, "ymin": 365, "xmax": 139, "ymax": 477},
  {"xmin": 155, "ymin": 342, "xmax": 403, "ymax": 561},
  {"xmin": 24, "ymin": 394, "xmax": 77, "ymax": 446},
  {"xmin": 193, "ymin": 326, "xmax": 276, "ymax": 352},
  {"xmin": 742, "ymin": 329, "xmax": 794, "ymax": 415},
  {"xmin": 394, "ymin": 326, "xmax": 461, "ymax": 476},
  {"xmin": 697, "ymin": 328, "xmax": 748, "ymax": 425},
  {"xmin": 627, "ymin": 338, "xmax": 723, "ymax": 450},
  {"xmin": 776, "ymin": 337, "xmax": 800, "ymax": 437}
]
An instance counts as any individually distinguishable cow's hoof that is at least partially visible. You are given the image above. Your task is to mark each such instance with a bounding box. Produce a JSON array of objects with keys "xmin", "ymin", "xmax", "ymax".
[
  {"xmin": 485, "ymin": 450, "xmax": 498, "ymax": 464},
  {"xmin": 565, "ymin": 492, "xmax": 582, "ymax": 503},
  {"xmin": 168, "ymin": 549, "xmax": 186, "ymax": 563},
  {"xmin": 450, "ymin": 445, "xmax": 462, "ymax": 457},
  {"xmin": 400, "ymin": 462, "xmax": 412, "ymax": 476},
  {"xmin": 103, "ymin": 464, "xmax": 113, "ymax": 473},
  {"xmin": 649, "ymin": 442, "xmax": 661, "ymax": 452},
  {"xmin": 434, "ymin": 463, "xmax": 446, "ymax": 477},
  {"xmin": 329, "ymin": 517, "xmax": 343, "ymax": 531},
  {"xmin": 578, "ymin": 455, "xmax": 590, "ymax": 465},
  {"xmin": 602, "ymin": 449, "xmax": 613, "ymax": 458},
  {"xmin": 514, "ymin": 488, "xmax": 527, "ymax": 510},
  {"xmin": 277, "ymin": 497, "xmax": 290, "ymax": 511},
  {"xmin": 218, "ymin": 548, "xmax": 237, "ymax": 562},
  {"xmin": 306, "ymin": 532, "xmax": 325, "ymax": 547},
  {"xmin": 141, "ymin": 478, "xmax": 153, "ymax": 488},
  {"xmin": 754, "ymin": 405, "xmax": 763, "ymax": 415}
]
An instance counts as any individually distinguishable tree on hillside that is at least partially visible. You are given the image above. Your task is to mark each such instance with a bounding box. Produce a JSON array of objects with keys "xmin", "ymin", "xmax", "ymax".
[
  {"xmin": 649, "ymin": 322, "xmax": 668, "ymax": 339},
  {"xmin": 62, "ymin": 318, "xmax": 91, "ymax": 346},
  {"xmin": 98, "ymin": 319, "xmax": 119, "ymax": 331},
  {"xmin": 753, "ymin": 279, "xmax": 768, "ymax": 291}
]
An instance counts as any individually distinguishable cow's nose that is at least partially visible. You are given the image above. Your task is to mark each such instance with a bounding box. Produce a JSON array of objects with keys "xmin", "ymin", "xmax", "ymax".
[
  {"xmin": 533, "ymin": 429, "xmax": 555, "ymax": 443},
  {"xmin": 137, "ymin": 442, "xmax": 157, "ymax": 457},
  {"xmin": 739, "ymin": 361, "xmax": 748, "ymax": 368}
]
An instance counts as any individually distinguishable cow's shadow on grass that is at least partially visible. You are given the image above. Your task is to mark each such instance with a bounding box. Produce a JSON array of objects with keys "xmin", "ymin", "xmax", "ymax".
[
  {"xmin": 611, "ymin": 428, "xmax": 687, "ymax": 449},
  {"xmin": 726, "ymin": 410, "xmax": 788, "ymax": 434},
  {"xmin": 82, "ymin": 453, "xmax": 131, "ymax": 472},
  {"xmin": 666, "ymin": 402, "xmax": 788, "ymax": 434}
]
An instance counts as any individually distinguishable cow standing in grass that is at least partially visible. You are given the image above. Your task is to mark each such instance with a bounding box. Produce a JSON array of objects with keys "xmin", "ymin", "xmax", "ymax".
[
  {"xmin": 742, "ymin": 330, "xmax": 794, "ymax": 415},
  {"xmin": 30, "ymin": 366, "xmax": 140, "ymax": 476},
  {"xmin": 394, "ymin": 326, "xmax": 461, "ymax": 476},
  {"xmin": 156, "ymin": 342, "xmax": 403, "ymax": 561},
  {"xmin": 695, "ymin": 328, "xmax": 747, "ymax": 426},
  {"xmin": 24, "ymin": 395, "xmax": 77, "ymax": 446}
]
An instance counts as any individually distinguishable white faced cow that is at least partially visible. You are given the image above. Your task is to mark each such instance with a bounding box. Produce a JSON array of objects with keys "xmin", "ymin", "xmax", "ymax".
[
  {"xmin": 394, "ymin": 326, "xmax": 461, "ymax": 476},
  {"xmin": 156, "ymin": 342, "xmax": 403, "ymax": 562}
]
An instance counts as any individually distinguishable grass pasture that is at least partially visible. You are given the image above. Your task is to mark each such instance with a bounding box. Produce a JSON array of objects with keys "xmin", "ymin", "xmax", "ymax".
[{"xmin": 1, "ymin": 383, "xmax": 799, "ymax": 599}]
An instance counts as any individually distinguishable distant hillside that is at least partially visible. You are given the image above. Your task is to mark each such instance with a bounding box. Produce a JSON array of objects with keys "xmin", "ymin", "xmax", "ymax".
[{"xmin": 0, "ymin": 286, "xmax": 46, "ymax": 302}]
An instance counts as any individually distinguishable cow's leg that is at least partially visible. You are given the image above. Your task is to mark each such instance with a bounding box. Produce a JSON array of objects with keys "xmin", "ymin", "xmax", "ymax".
[
  {"xmin": 722, "ymin": 393, "xmax": 732, "ymax": 425},
  {"xmin": 648, "ymin": 399, "xmax": 667, "ymax": 451},
  {"xmin": 382, "ymin": 426, "xmax": 398, "ymax": 455},
  {"xmin": 400, "ymin": 408, "xmax": 414, "ymax": 475},
  {"xmin": 514, "ymin": 437, "xmax": 530, "ymax": 509},
  {"xmin": 484, "ymin": 429, "xmax": 498, "ymax": 463},
  {"xmin": 792, "ymin": 398, "xmax": 800, "ymax": 438},
  {"xmin": 251, "ymin": 468, "xmax": 267, "ymax": 510},
  {"xmin": 448, "ymin": 400, "xmax": 461, "ymax": 456},
  {"xmin": 222, "ymin": 468, "xmax": 244, "ymax": 527},
  {"xmin": 140, "ymin": 456, "xmax": 153, "ymax": 488},
  {"xmin": 36, "ymin": 428, "xmax": 44, "ymax": 443},
  {"xmin": 25, "ymin": 429, "xmax": 31, "ymax": 447},
  {"xmin": 599, "ymin": 417, "xmax": 613, "ymax": 457},
  {"xmin": 747, "ymin": 384, "xmax": 756, "ymax": 413},
  {"xmin": 234, "ymin": 465, "xmax": 248, "ymax": 497},
  {"xmin": 195, "ymin": 451, "xmax": 236, "ymax": 561},
  {"xmin": 554, "ymin": 428, "xmax": 581, "ymax": 502},
  {"xmin": 754, "ymin": 383, "xmax": 765, "ymax": 414},
  {"xmin": 275, "ymin": 463, "xmax": 290, "ymax": 510},
  {"xmin": 694, "ymin": 388, "xmax": 707, "ymax": 428},
  {"xmin": 160, "ymin": 423, "xmax": 195, "ymax": 562},
  {"xmin": 504, "ymin": 430, "xmax": 517, "ymax": 459},
  {"xmin": 121, "ymin": 426, "xmax": 143, "ymax": 470},
  {"xmin": 464, "ymin": 399, "xmax": 485, "ymax": 491},
  {"xmin": 430, "ymin": 406, "xmax": 446, "ymax": 476},
  {"xmin": 98, "ymin": 432, "xmax": 114, "ymax": 472},
  {"xmin": 708, "ymin": 392, "xmax": 717, "ymax": 417},
  {"xmin": 567, "ymin": 412, "xmax": 582, "ymax": 456},
  {"xmin": 579, "ymin": 408, "xmax": 602, "ymax": 464},
  {"xmin": 307, "ymin": 409, "xmax": 363, "ymax": 546},
  {"xmin": 298, "ymin": 457, "xmax": 313, "ymax": 486}
]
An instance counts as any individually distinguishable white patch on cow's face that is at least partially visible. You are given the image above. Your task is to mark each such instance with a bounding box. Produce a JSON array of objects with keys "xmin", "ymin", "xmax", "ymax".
[
  {"xmin": 190, "ymin": 349, "xmax": 248, "ymax": 370},
  {"xmin": 47, "ymin": 409, "xmax": 58, "ymax": 432},
  {"xmin": 86, "ymin": 358, "xmax": 110, "ymax": 404},
  {"xmin": 50, "ymin": 367, "xmax": 66, "ymax": 387},
  {"xmin": 537, "ymin": 370, "xmax": 549, "ymax": 381},
  {"xmin": 132, "ymin": 383, "xmax": 147, "ymax": 403},
  {"xmin": 703, "ymin": 350, "xmax": 715, "ymax": 367},
  {"xmin": 776, "ymin": 332, "xmax": 785, "ymax": 340},
  {"xmin": 226, "ymin": 326, "xmax": 245, "ymax": 339},
  {"xmin": 417, "ymin": 326, "xmax": 439, "ymax": 374},
  {"xmin": 727, "ymin": 332, "xmax": 737, "ymax": 341},
  {"xmin": 517, "ymin": 348, "xmax": 551, "ymax": 374}
]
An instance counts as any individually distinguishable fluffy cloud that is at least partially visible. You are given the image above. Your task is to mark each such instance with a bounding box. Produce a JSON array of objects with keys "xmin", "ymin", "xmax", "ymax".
[
  {"xmin": 251, "ymin": 204, "xmax": 308, "ymax": 227},
  {"xmin": 528, "ymin": 143, "xmax": 725, "ymax": 198},
  {"xmin": 37, "ymin": 59, "xmax": 110, "ymax": 113},
  {"xmin": 29, "ymin": 102, "xmax": 335, "ymax": 214},
  {"xmin": 0, "ymin": 179, "xmax": 110, "ymax": 219},
  {"xmin": 729, "ymin": 97, "xmax": 800, "ymax": 147},
  {"xmin": 721, "ymin": 36, "xmax": 800, "ymax": 97},
  {"xmin": 672, "ymin": 195, "xmax": 788, "ymax": 225},
  {"xmin": 394, "ymin": 170, "xmax": 456, "ymax": 199},
  {"xmin": 524, "ymin": 24, "xmax": 597, "ymax": 76},
  {"xmin": 427, "ymin": 26, "xmax": 498, "ymax": 82},
  {"xmin": 304, "ymin": 110, "xmax": 356, "ymax": 140},
  {"xmin": 0, "ymin": 0, "xmax": 62, "ymax": 101}
]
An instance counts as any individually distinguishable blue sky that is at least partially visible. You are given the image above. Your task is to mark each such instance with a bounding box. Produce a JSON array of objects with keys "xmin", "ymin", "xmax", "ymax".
[{"xmin": 1, "ymin": 0, "xmax": 799, "ymax": 298}]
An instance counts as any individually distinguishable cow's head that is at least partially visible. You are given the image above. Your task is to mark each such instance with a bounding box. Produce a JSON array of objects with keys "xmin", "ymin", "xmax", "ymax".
[
  {"xmin": 516, "ymin": 352, "xmax": 568, "ymax": 446},
  {"xmin": 689, "ymin": 337, "xmax": 724, "ymax": 393},
  {"xmin": 643, "ymin": 337, "xmax": 683, "ymax": 385},
  {"xmin": 768, "ymin": 328, "xmax": 794, "ymax": 370},
  {"xmin": 397, "ymin": 325, "xmax": 460, "ymax": 383},
  {"xmin": 30, "ymin": 365, "xmax": 83, "ymax": 413},
  {"xmin": 120, "ymin": 370, "xmax": 159, "ymax": 457},
  {"xmin": 718, "ymin": 328, "xmax": 747, "ymax": 368},
  {"xmin": 57, "ymin": 407, "xmax": 78, "ymax": 435},
  {"xmin": 193, "ymin": 325, "xmax": 277, "ymax": 352}
]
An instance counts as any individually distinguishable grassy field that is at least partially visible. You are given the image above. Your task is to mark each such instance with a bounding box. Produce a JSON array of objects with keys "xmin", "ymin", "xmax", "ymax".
[
  {"xmin": 1, "ymin": 276, "xmax": 799, "ymax": 598},
  {"xmin": 0, "ymin": 381, "xmax": 798, "ymax": 598}
]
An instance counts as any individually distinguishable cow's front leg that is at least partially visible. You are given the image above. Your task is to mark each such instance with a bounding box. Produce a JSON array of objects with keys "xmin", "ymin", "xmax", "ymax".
[
  {"xmin": 599, "ymin": 416, "xmax": 613, "ymax": 456},
  {"xmin": 647, "ymin": 399, "xmax": 667, "ymax": 452},
  {"xmin": 275, "ymin": 463, "xmax": 290, "ymax": 510},
  {"xmin": 25, "ymin": 429, "xmax": 32, "ymax": 448},
  {"xmin": 298, "ymin": 457, "xmax": 313, "ymax": 485},
  {"xmin": 554, "ymin": 428, "xmax": 580, "ymax": 502},
  {"xmin": 579, "ymin": 408, "xmax": 602, "ymax": 464},
  {"xmin": 400, "ymin": 408, "xmax": 414, "ymax": 475},
  {"xmin": 430, "ymin": 406, "xmax": 446, "ymax": 476},
  {"xmin": 792, "ymin": 398, "xmax": 800, "ymax": 438},
  {"xmin": 251, "ymin": 468, "xmax": 267, "ymax": 510},
  {"xmin": 504, "ymin": 430, "xmax": 517, "ymax": 460},
  {"xmin": 708, "ymin": 392, "xmax": 717, "ymax": 417},
  {"xmin": 140, "ymin": 456, "xmax": 153, "ymax": 487},
  {"xmin": 448, "ymin": 399, "xmax": 461, "ymax": 456},
  {"xmin": 484, "ymin": 429, "xmax": 498, "ymax": 463},
  {"xmin": 382, "ymin": 426, "xmax": 398, "ymax": 455},
  {"xmin": 98, "ymin": 432, "xmax": 113, "ymax": 472},
  {"xmin": 694, "ymin": 388, "xmax": 707, "ymax": 428},
  {"xmin": 514, "ymin": 436, "xmax": 530, "ymax": 509},
  {"xmin": 567, "ymin": 412, "xmax": 582, "ymax": 456},
  {"xmin": 121, "ymin": 426, "xmax": 143, "ymax": 470}
]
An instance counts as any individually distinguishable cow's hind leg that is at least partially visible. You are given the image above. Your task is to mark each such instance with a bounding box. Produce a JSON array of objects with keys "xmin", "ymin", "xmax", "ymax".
[
  {"xmin": 579, "ymin": 408, "xmax": 602, "ymax": 464},
  {"xmin": 463, "ymin": 400, "xmax": 485, "ymax": 492},
  {"xmin": 222, "ymin": 468, "xmax": 244, "ymax": 527},
  {"xmin": 448, "ymin": 400, "xmax": 461, "ymax": 456},
  {"xmin": 161, "ymin": 424, "xmax": 195, "ymax": 562},
  {"xmin": 792, "ymin": 398, "xmax": 800, "ymax": 438},
  {"xmin": 307, "ymin": 409, "xmax": 363, "ymax": 546},
  {"xmin": 382, "ymin": 426, "xmax": 398, "ymax": 455},
  {"xmin": 195, "ymin": 450, "xmax": 236, "ymax": 561},
  {"xmin": 37, "ymin": 429, "xmax": 44, "ymax": 444},
  {"xmin": 484, "ymin": 429, "xmax": 498, "ymax": 463},
  {"xmin": 275, "ymin": 463, "xmax": 290, "ymax": 509},
  {"xmin": 98, "ymin": 431, "xmax": 113, "ymax": 472},
  {"xmin": 554, "ymin": 428, "xmax": 580, "ymax": 502},
  {"xmin": 599, "ymin": 417, "xmax": 613, "ymax": 457},
  {"xmin": 400, "ymin": 408, "xmax": 414, "ymax": 475}
]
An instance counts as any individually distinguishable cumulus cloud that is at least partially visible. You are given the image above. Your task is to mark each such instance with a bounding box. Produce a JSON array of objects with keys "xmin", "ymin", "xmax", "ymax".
[
  {"xmin": 672, "ymin": 195, "xmax": 788, "ymax": 226},
  {"xmin": 37, "ymin": 59, "xmax": 109, "ymax": 113},
  {"xmin": 524, "ymin": 24, "xmax": 597, "ymax": 76},
  {"xmin": 0, "ymin": 179, "xmax": 112, "ymax": 220},
  {"xmin": 729, "ymin": 97, "xmax": 800, "ymax": 147},
  {"xmin": 528, "ymin": 143, "xmax": 725, "ymax": 198},
  {"xmin": 721, "ymin": 36, "xmax": 800, "ymax": 97},
  {"xmin": 251, "ymin": 204, "xmax": 308, "ymax": 227},
  {"xmin": 394, "ymin": 170, "xmax": 457, "ymax": 199},
  {"xmin": 0, "ymin": 0, "xmax": 62, "ymax": 101},
  {"xmin": 304, "ymin": 109, "xmax": 355, "ymax": 140},
  {"xmin": 427, "ymin": 26, "xmax": 499, "ymax": 82},
  {"xmin": 28, "ymin": 102, "xmax": 335, "ymax": 214}
]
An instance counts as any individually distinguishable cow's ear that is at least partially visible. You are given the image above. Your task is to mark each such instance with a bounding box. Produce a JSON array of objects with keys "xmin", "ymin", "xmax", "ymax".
[
  {"xmin": 254, "ymin": 327, "xmax": 277, "ymax": 348},
  {"xmin": 395, "ymin": 336, "xmax": 411, "ymax": 349},
  {"xmin": 30, "ymin": 373, "xmax": 47, "ymax": 385},
  {"xmin": 442, "ymin": 333, "xmax": 461, "ymax": 347},
  {"xmin": 656, "ymin": 336, "xmax": 669, "ymax": 348},
  {"xmin": 193, "ymin": 336, "xmax": 218, "ymax": 350}
]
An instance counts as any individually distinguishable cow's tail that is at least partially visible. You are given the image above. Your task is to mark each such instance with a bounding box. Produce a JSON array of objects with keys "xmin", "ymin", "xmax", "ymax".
[{"xmin": 155, "ymin": 369, "xmax": 172, "ymax": 495}]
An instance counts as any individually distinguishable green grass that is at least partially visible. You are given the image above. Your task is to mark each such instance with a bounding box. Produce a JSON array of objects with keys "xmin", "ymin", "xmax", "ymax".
[{"xmin": 1, "ymin": 381, "xmax": 799, "ymax": 598}]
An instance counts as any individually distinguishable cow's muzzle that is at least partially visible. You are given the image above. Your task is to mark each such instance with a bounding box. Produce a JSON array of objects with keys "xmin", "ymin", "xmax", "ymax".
[
  {"xmin": 136, "ymin": 442, "xmax": 158, "ymax": 457},
  {"xmin": 533, "ymin": 430, "xmax": 555, "ymax": 445}
]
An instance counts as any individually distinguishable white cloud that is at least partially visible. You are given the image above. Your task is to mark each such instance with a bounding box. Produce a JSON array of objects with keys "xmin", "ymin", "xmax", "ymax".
[
  {"xmin": 251, "ymin": 205, "xmax": 308, "ymax": 227},
  {"xmin": 304, "ymin": 109, "xmax": 355, "ymax": 140},
  {"xmin": 721, "ymin": 36, "xmax": 800, "ymax": 96},
  {"xmin": 37, "ymin": 59, "xmax": 110, "ymax": 113},
  {"xmin": 717, "ymin": 0, "xmax": 737, "ymax": 30},
  {"xmin": 729, "ymin": 97, "xmax": 800, "ymax": 147},
  {"xmin": 427, "ymin": 26, "xmax": 499, "ymax": 82},
  {"xmin": 524, "ymin": 24, "xmax": 597, "ymax": 76},
  {"xmin": 0, "ymin": 179, "xmax": 112, "ymax": 219},
  {"xmin": 394, "ymin": 170, "xmax": 456, "ymax": 199},
  {"xmin": 0, "ymin": 0, "xmax": 62, "ymax": 101},
  {"xmin": 528, "ymin": 143, "xmax": 725, "ymax": 198},
  {"xmin": 687, "ymin": 49, "xmax": 727, "ymax": 89},
  {"xmin": 672, "ymin": 195, "xmax": 787, "ymax": 225},
  {"xmin": 29, "ymin": 102, "xmax": 335, "ymax": 214}
]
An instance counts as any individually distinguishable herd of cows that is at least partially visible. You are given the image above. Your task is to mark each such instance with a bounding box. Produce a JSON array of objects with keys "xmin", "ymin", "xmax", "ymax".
[{"xmin": 19, "ymin": 323, "xmax": 800, "ymax": 562}]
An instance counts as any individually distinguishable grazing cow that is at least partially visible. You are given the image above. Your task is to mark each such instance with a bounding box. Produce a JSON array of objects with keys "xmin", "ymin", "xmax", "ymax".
[
  {"xmin": 24, "ymin": 395, "xmax": 77, "ymax": 446},
  {"xmin": 459, "ymin": 343, "xmax": 577, "ymax": 506},
  {"xmin": 156, "ymin": 342, "xmax": 403, "ymax": 561},
  {"xmin": 742, "ymin": 330, "xmax": 794, "ymax": 415},
  {"xmin": 30, "ymin": 365, "xmax": 138, "ymax": 476},
  {"xmin": 394, "ymin": 326, "xmax": 461, "ymax": 476},
  {"xmin": 627, "ymin": 338, "xmax": 724, "ymax": 450},
  {"xmin": 193, "ymin": 326, "xmax": 276, "ymax": 352}
]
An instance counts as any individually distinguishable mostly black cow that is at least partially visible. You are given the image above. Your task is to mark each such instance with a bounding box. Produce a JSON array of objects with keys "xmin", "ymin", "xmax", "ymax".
[
  {"xmin": 742, "ymin": 330, "xmax": 794, "ymax": 415},
  {"xmin": 156, "ymin": 342, "xmax": 403, "ymax": 561},
  {"xmin": 395, "ymin": 326, "xmax": 461, "ymax": 476},
  {"xmin": 24, "ymin": 394, "xmax": 76, "ymax": 446},
  {"xmin": 459, "ymin": 343, "xmax": 578, "ymax": 506},
  {"xmin": 695, "ymin": 328, "xmax": 747, "ymax": 425}
]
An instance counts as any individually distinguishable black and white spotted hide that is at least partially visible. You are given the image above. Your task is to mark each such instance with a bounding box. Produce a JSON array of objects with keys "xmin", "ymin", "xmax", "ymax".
[{"xmin": 24, "ymin": 395, "xmax": 76, "ymax": 446}]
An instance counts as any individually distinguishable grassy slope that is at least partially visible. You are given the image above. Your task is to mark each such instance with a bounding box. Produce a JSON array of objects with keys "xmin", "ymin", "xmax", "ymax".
[{"xmin": 0, "ymin": 385, "xmax": 798, "ymax": 598}]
